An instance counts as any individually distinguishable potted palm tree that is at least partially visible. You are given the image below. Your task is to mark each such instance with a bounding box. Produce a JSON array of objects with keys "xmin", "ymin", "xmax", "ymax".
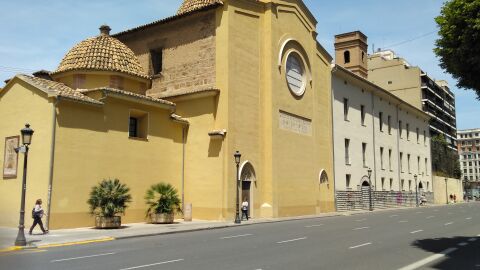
[
  {"xmin": 87, "ymin": 179, "xmax": 132, "ymax": 229},
  {"xmin": 145, "ymin": 183, "xmax": 182, "ymax": 224}
]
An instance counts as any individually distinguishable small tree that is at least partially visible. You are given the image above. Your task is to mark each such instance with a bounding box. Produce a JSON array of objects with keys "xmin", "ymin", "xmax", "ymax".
[
  {"xmin": 87, "ymin": 179, "xmax": 132, "ymax": 218},
  {"xmin": 145, "ymin": 183, "xmax": 182, "ymax": 216},
  {"xmin": 435, "ymin": 0, "xmax": 480, "ymax": 98},
  {"xmin": 431, "ymin": 135, "xmax": 461, "ymax": 178}
]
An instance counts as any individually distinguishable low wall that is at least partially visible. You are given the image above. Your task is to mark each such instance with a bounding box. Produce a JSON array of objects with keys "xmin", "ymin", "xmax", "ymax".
[
  {"xmin": 336, "ymin": 190, "xmax": 434, "ymax": 211},
  {"xmin": 432, "ymin": 176, "xmax": 463, "ymax": 204}
]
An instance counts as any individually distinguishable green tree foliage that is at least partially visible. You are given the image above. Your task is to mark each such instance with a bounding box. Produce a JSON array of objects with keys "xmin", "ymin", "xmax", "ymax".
[
  {"xmin": 434, "ymin": 0, "xmax": 480, "ymax": 98},
  {"xmin": 431, "ymin": 135, "xmax": 461, "ymax": 178},
  {"xmin": 87, "ymin": 179, "xmax": 132, "ymax": 217},
  {"xmin": 145, "ymin": 183, "xmax": 182, "ymax": 216}
]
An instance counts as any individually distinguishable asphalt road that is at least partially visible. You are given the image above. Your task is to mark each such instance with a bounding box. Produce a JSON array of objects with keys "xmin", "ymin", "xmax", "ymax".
[{"xmin": 1, "ymin": 203, "xmax": 479, "ymax": 270}]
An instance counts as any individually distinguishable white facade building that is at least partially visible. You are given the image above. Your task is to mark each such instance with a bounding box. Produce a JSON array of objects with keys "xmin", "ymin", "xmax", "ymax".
[{"xmin": 331, "ymin": 32, "xmax": 432, "ymax": 210}]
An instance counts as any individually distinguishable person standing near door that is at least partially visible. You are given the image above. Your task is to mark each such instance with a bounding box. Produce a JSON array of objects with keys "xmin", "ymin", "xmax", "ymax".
[{"xmin": 241, "ymin": 198, "xmax": 249, "ymax": 221}]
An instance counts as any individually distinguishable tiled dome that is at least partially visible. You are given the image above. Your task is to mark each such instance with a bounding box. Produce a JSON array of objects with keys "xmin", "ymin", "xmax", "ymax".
[
  {"xmin": 53, "ymin": 25, "xmax": 148, "ymax": 79},
  {"xmin": 177, "ymin": 0, "xmax": 223, "ymax": 15}
]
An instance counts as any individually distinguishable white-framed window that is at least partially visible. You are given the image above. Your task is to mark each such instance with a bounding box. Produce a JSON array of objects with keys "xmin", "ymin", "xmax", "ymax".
[
  {"xmin": 406, "ymin": 123, "xmax": 410, "ymax": 140},
  {"xmin": 380, "ymin": 147, "xmax": 384, "ymax": 170},
  {"xmin": 344, "ymin": 98, "xmax": 349, "ymax": 121},
  {"xmin": 345, "ymin": 139, "xmax": 350, "ymax": 165},
  {"xmin": 399, "ymin": 120, "xmax": 403, "ymax": 138},
  {"xmin": 400, "ymin": 152, "xmax": 404, "ymax": 172},
  {"xmin": 286, "ymin": 52, "xmax": 306, "ymax": 96},
  {"xmin": 346, "ymin": 174, "xmax": 351, "ymax": 188},
  {"xmin": 379, "ymin": 112, "xmax": 384, "ymax": 132},
  {"xmin": 362, "ymin": 142, "xmax": 367, "ymax": 167},
  {"xmin": 388, "ymin": 115, "xmax": 392, "ymax": 134},
  {"xmin": 361, "ymin": 105, "xmax": 365, "ymax": 125},
  {"xmin": 381, "ymin": 177, "xmax": 385, "ymax": 190},
  {"xmin": 407, "ymin": 154, "xmax": 411, "ymax": 173},
  {"xmin": 389, "ymin": 149, "xmax": 393, "ymax": 171}
]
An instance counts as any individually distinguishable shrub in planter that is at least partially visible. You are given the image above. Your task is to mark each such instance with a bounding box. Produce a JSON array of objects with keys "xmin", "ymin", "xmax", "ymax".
[
  {"xmin": 145, "ymin": 183, "xmax": 182, "ymax": 224},
  {"xmin": 87, "ymin": 179, "xmax": 132, "ymax": 229}
]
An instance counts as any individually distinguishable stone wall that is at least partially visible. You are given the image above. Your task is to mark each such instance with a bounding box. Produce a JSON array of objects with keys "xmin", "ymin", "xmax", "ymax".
[
  {"xmin": 116, "ymin": 10, "xmax": 216, "ymax": 98},
  {"xmin": 432, "ymin": 176, "xmax": 463, "ymax": 204},
  {"xmin": 336, "ymin": 190, "xmax": 434, "ymax": 211}
]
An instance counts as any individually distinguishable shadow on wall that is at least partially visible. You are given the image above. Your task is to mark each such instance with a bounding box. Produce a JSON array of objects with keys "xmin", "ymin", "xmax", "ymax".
[{"xmin": 410, "ymin": 236, "xmax": 480, "ymax": 269}]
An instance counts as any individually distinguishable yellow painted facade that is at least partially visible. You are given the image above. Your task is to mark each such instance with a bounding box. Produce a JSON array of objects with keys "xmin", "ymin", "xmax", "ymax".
[{"xmin": 0, "ymin": 0, "xmax": 335, "ymax": 229}]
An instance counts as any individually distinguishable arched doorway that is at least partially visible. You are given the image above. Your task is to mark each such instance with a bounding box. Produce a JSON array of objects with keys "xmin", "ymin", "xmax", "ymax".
[
  {"xmin": 239, "ymin": 161, "xmax": 256, "ymax": 219},
  {"xmin": 361, "ymin": 176, "xmax": 371, "ymax": 210},
  {"xmin": 418, "ymin": 181, "xmax": 424, "ymax": 194}
]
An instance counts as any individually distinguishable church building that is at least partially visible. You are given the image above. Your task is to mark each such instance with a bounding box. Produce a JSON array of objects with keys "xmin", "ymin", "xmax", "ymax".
[{"xmin": 0, "ymin": 0, "xmax": 335, "ymax": 229}]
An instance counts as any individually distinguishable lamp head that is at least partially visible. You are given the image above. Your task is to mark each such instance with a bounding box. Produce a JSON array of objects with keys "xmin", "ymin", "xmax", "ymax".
[
  {"xmin": 20, "ymin": 124, "xmax": 34, "ymax": 145},
  {"xmin": 234, "ymin": 151, "xmax": 241, "ymax": 165}
]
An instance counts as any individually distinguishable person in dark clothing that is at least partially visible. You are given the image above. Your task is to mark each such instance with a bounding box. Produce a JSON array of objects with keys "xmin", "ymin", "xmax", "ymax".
[
  {"xmin": 241, "ymin": 198, "xmax": 249, "ymax": 221},
  {"xmin": 29, "ymin": 199, "xmax": 48, "ymax": 235}
]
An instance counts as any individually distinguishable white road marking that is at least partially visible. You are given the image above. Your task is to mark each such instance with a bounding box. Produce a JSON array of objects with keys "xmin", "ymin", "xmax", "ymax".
[
  {"xmin": 51, "ymin": 252, "xmax": 115, "ymax": 263},
  {"xmin": 468, "ymin": 238, "xmax": 477, "ymax": 242},
  {"xmin": 426, "ymin": 216, "xmax": 435, "ymax": 219},
  {"xmin": 304, "ymin": 224, "xmax": 323, "ymax": 228},
  {"xmin": 399, "ymin": 220, "xmax": 408, "ymax": 223},
  {"xmin": 466, "ymin": 217, "xmax": 472, "ymax": 220},
  {"xmin": 390, "ymin": 214, "xmax": 399, "ymax": 217},
  {"xmin": 118, "ymin": 259, "xmax": 184, "ymax": 270},
  {"xmin": 444, "ymin": 222, "xmax": 453, "ymax": 226},
  {"xmin": 220, "ymin": 234, "xmax": 253, "ymax": 239},
  {"xmin": 458, "ymin": 242, "xmax": 468, "ymax": 246},
  {"xmin": 352, "ymin": 226, "xmax": 370, "ymax": 231},
  {"xmin": 349, "ymin": 242, "xmax": 372, "ymax": 249},
  {"xmin": 355, "ymin": 218, "xmax": 367, "ymax": 222},
  {"xmin": 277, "ymin": 237, "xmax": 307, "ymax": 244},
  {"xmin": 397, "ymin": 247, "xmax": 457, "ymax": 270},
  {"xmin": 415, "ymin": 211, "xmax": 423, "ymax": 214},
  {"xmin": 410, "ymin": 230, "xmax": 423, "ymax": 234}
]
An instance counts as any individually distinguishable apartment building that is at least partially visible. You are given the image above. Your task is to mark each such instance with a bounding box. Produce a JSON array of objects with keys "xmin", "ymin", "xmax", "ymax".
[
  {"xmin": 458, "ymin": 129, "xmax": 480, "ymax": 182},
  {"xmin": 368, "ymin": 50, "xmax": 457, "ymax": 151},
  {"xmin": 332, "ymin": 32, "xmax": 432, "ymax": 211}
]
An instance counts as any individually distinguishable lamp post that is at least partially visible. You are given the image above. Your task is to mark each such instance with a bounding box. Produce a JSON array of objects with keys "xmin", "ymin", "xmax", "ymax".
[
  {"xmin": 234, "ymin": 151, "xmax": 241, "ymax": 224},
  {"xmin": 368, "ymin": 168, "xmax": 373, "ymax": 211},
  {"xmin": 445, "ymin": 177, "xmax": 448, "ymax": 204},
  {"xmin": 414, "ymin": 174, "xmax": 418, "ymax": 207},
  {"xmin": 14, "ymin": 124, "xmax": 34, "ymax": 246}
]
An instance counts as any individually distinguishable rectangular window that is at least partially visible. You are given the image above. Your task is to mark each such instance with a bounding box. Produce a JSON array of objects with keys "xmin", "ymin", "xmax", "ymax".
[
  {"xmin": 344, "ymin": 98, "xmax": 349, "ymax": 121},
  {"xmin": 362, "ymin": 142, "xmax": 367, "ymax": 167},
  {"xmin": 381, "ymin": 177, "xmax": 385, "ymax": 190},
  {"xmin": 399, "ymin": 120, "xmax": 403, "ymax": 138},
  {"xmin": 388, "ymin": 115, "xmax": 391, "ymax": 134},
  {"xmin": 424, "ymin": 130, "xmax": 427, "ymax": 145},
  {"xmin": 346, "ymin": 174, "xmax": 351, "ymax": 188},
  {"xmin": 73, "ymin": 74, "xmax": 86, "ymax": 89},
  {"xmin": 129, "ymin": 117, "xmax": 138, "ymax": 138},
  {"xmin": 379, "ymin": 112, "xmax": 383, "ymax": 131},
  {"xmin": 417, "ymin": 156, "xmax": 420, "ymax": 174},
  {"xmin": 380, "ymin": 147, "xmax": 384, "ymax": 169},
  {"xmin": 401, "ymin": 179, "xmax": 405, "ymax": 191},
  {"xmin": 400, "ymin": 152, "xmax": 404, "ymax": 172},
  {"xmin": 129, "ymin": 110, "xmax": 149, "ymax": 139},
  {"xmin": 425, "ymin": 158, "xmax": 428, "ymax": 175},
  {"xmin": 345, "ymin": 139, "xmax": 350, "ymax": 164},
  {"xmin": 150, "ymin": 48, "xmax": 163, "ymax": 75},
  {"xmin": 389, "ymin": 149, "xmax": 392, "ymax": 171},
  {"xmin": 408, "ymin": 180, "xmax": 412, "ymax": 191},
  {"xmin": 110, "ymin": 75, "xmax": 124, "ymax": 90},
  {"xmin": 360, "ymin": 105, "xmax": 365, "ymax": 125},
  {"xmin": 406, "ymin": 123, "xmax": 410, "ymax": 140},
  {"xmin": 416, "ymin": 128, "xmax": 419, "ymax": 143},
  {"xmin": 389, "ymin": 178, "xmax": 393, "ymax": 190},
  {"xmin": 407, "ymin": 154, "xmax": 411, "ymax": 173}
]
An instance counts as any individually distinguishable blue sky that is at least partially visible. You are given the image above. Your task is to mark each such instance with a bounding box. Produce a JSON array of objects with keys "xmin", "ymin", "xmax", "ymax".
[{"xmin": 0, "ymin": 0, "xmax": 478, "ymax": 130}]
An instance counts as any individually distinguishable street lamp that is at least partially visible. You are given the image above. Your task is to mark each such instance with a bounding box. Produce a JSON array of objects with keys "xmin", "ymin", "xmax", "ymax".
[
  {"xmin": 234, "ymin": 151, "xmax": 241, "ymax": 224},
  {"xmin": 14, "ymin": 124, "xmax": 34, "ymax": 246},
  {"xmin": 445, "ymin": 177, "xmax": 448, "ymax": 204},
  {"xmin": 414, "ymin": 174, "xmax": 418, "ymax": 207},
  {"xmin": 367, "ymin": 168, "xmax": 373, "ymax": 211}
]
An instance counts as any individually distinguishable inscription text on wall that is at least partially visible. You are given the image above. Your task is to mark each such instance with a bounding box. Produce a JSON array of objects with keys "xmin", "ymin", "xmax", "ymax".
[{"xmin": 279, "ymin": 110, "xmax": 312, "ymax": 135}]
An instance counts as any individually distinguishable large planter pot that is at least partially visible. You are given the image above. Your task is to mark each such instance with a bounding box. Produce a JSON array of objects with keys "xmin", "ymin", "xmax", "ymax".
[
  {"xmin": 150, "ymin": 213, "xmax": 174, "ymax": 224},
  {"xmin": 95, "ymin": 216, "xmax": 121, "ymax": 229}
]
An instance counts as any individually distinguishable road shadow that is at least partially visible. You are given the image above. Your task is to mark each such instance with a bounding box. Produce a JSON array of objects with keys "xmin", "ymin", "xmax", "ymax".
[{"xmin": 411, "ymin": 236, "xmax": 480, "ymax": 269}]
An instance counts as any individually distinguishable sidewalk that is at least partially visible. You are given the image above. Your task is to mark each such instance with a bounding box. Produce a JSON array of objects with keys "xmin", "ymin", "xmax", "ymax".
[{"xmin": 0, "ymin": 205, "xmax": 446, "ymax": 252}]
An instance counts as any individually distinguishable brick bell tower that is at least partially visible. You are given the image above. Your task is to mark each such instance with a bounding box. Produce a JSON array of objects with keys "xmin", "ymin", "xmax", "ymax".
[{"xmin": 334, "ymin": 31, "xmax": 368, "ymax": 79}]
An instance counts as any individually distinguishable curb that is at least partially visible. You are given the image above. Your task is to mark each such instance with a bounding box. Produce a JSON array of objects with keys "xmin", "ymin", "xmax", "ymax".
[{"xmin": 0, "ymin": 237, "xmax": 115, "ymax": 253}]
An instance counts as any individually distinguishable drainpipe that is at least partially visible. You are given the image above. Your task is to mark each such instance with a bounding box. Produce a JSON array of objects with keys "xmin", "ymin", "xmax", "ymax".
[
  {"xmin": 182, "ymin": 126, "xmax": 186, "ymax": 212},
  {"xmin": 46, "ymin": 98, "xmax": 59, "ymax": 229}
]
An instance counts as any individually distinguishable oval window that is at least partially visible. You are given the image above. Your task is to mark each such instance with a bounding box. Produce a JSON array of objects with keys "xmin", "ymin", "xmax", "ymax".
[{"xmin": 286, "ymin": 53, "xmax": 306, "ymax": 96}]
